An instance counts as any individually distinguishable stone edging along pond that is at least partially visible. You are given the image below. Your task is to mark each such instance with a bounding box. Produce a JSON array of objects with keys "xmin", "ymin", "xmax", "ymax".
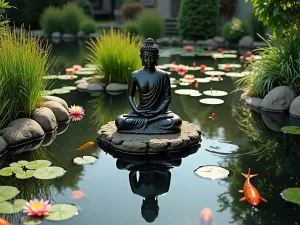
[{"xmin": 0, "ymin": 95, "xmax": 70, "ymax": 155}]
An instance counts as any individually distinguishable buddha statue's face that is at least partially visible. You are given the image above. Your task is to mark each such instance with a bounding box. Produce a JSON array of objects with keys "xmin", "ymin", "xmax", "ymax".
[{"xmin": 140, "ymin": 51, "xmax": 158, "ymax": 72}]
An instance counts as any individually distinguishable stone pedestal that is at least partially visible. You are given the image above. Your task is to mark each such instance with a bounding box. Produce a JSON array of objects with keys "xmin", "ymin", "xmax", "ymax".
[{"xmin": 97, "ymin": 121, "xmax": 202, "ymax": 154}]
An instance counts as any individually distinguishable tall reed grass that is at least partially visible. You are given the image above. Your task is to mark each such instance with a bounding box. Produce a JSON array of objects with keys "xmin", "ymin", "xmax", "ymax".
[
  {"xmin": 0, "ymin": 0, "xmax": 10, "ymax": 34},
  {"xmin": 0, "ymin": 27, "xmax": 54, "ymax": 127},
  {"xmin": 86, "ymin": 27, "xmax": 143, "ymax": 84}
]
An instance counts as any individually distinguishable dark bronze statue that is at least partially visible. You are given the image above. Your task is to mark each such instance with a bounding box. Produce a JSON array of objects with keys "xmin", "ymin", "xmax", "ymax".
[{"xmin": 115, "ymin": 38, "xmax": 182, "ymax": 134}]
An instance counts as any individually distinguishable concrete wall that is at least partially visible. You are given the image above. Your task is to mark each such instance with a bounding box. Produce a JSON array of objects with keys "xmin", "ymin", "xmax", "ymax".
[
  {"xmin": 102, "ymin": 0, "xmax": 111, "ymax": 12},
  {"xmin": 156, "ymin": 0, "xmax": 171, "ymax": 19},
  {"xmin": 234, "ymin": 0, "xmax": 253, "ymax": 27}
]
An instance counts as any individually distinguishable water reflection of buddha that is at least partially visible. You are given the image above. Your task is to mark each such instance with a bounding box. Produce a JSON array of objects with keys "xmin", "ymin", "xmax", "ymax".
[
  {"xmin": 117, "ymin": 159, "xmax": 181, "ymax": 223},
  {"xmin": 115, "ymin": 38, "xmax": 182, "ymax": 134}
]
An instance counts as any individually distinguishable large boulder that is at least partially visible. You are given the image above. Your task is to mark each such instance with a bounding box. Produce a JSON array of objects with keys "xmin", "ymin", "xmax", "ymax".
[
  {"xmin": 31, "ymin": 107, "xmax": 57, "ymax": 132},
  {"xmin": 43, "ymin": 96, "xmax": 68, "ymax": 110},
  {"xmin": 261, "ymin": 86, "xmax": 297, "ymax": 112},
  {"xmin": 0, "ymin": 136, "xmax": 7, "ymax": 154},
  {"xmin": 106, "ymin": 83, "xmax": 128, "ymax": 92},
  {"xmin": 245, "ymin": 97, "xmax": 263, "ymax": 108},
  {"xmin": 42, "ymin": 101, "xmax": 70, "ymax": 123},
  {"xmin": 289, "ymin": 96, "xmax": 300, "ymax": 118},
  {"xmin": 238, "ymin": 36, "xmax": 254, "ymax": 48},
  {"xmin": 0, "ymin": 118, "xmax": 45, "ymax": 146}
]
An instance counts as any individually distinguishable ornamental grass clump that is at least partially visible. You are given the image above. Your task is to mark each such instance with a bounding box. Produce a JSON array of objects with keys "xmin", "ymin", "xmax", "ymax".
[
  {"xmin": 236, "ymin": 34, "xmax": 300, "ymax": 98},
  {"xmin": 0, "ymin": 27, "xmax": 54, "ymax": 127},
  {"xmin": 86, "ymin": 27, "xmax": 143, "ymax": 84}
]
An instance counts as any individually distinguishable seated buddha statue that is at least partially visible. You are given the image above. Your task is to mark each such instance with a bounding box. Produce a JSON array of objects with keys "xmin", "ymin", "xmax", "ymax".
[{"xmin": 115, "ymin": 38, "xmax": 182, "ymax": 134}]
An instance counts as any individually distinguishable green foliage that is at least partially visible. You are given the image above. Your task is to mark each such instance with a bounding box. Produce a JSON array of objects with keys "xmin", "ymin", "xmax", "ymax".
[
  {"xmin": 122, "ymin": 20, "xmax": 139, "ymax": 36},
  {"xmin": 81, "ymin": 19, "xmax": 97, "ymax": 34},
  {"xmin": 136, "ymin": 9, "xmax": 164, "ymax": 40},
  {"xmin": 120, "ymin": 1, "xmax": 143, "ymax": 20},
  {"xmin": 75, "ymin": 0, "xmax": 94, "ymax": 17},
  {"xmin": 0, "ymin": 0, "xmax": 10, "ymax": 34},
  {"xmin": 222, "ymin": 17, "xmax": 249, "ymax": 42},
  {"xmin": 61, "ymin": 2, "xmax": 87, "ymax": 34},
  {"xmin": 177, "ymin": 0, "xmax": 219, "ymax": 41},
  {"xmin": 40, "ymin": 6, "xmax": 62, "ymax": 35},
  {"xmin": 249, "ymin": 11, "xmax": 266, "ymax": 41},
  {"xmin": 246, "ymin": 0, "xmax": 300, "ymax": 37},
  {"xmin": 236, "ymin": 33, "xmax": 300, "ymax": 98},
  {"xmin": 0, "ymin": 27, "xmax": 54, "ymax": 127},
  {"xmin": 86, "ymin": 27, "xmax": 143, "ymax": 84}
]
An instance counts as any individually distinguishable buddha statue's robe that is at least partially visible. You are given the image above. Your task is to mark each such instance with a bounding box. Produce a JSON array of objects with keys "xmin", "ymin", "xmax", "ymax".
[{"xmin": 115, "ymin": 68, "xmax": 182, "ymax": 134}]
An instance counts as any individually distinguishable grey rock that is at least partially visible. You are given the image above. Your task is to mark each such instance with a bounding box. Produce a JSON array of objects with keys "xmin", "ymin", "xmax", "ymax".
[
  {"xmin": 289, "ymin": 116, "xmax": 300, "ymax": 126},
  {"xmin": 75, "ymin": 79, "xmax": 88, "ymax": 85},
  {"xmin": 42, "ymin": 130, "xmax": 57, "ymax": 146},
  {"xmin": 77, "ymin": 31, "xmax": 87, "ymax": 39},
  {"xmin": 289, "ymin": 96, "xmax": 300, "ymax": 118},
  {"xmin": 196, "ymin": 40, "xmax": 206, "ymax": 46},
  {"xmin": 106, "ymin": 83, "xmax": 128, "ymax": 92},
  {"xmin": 156, "ymin": 37, "xmax": 170, "ymax": 46},
  {"xmin": 213, "ymin": 36, "xmax": 224, "ymax": 44},
  {"xmin": 10, "ymin": 138, "xmax": 43, "ymax": 155},
  {"xmin": 245, "ymin": 97, "xmax": 263, "ymax": 108},
  {"xmin": 240, "ymin": 92, "xmax": 250, "ymax": 101},
  {"xmin": 239, "ymin": 36, "xmax": 254, "ymax": 48},
  {"xmin": 204, "ymin": 39, "xmax": 218, "ymax": 48},
  {"xmin": 0, "ymin": 136, "xmax": 7, "ymax": 154},
  {"xmin": 86, "ymin": 83, "xmax": 104, "ymax": 92},
  {"xmin": 261, "ymin": 86, "xmax": 297, "ymax": 112},
  {"xmin": 52, "ymin": 32, "xmax": 61, "ymax": 39},
  {"xmin": 253, "ymin": 41, "xmax": 268, "ymax": 48},
  {"xmin": 32, "ymin": 107, "xmax": 57, "ymax": 132},
  {"xmin": 62, "ymin": 33, "xmax": 76, "ymax": 41},
  {"xmin": 169, "ymin": 37, "xmax": 181, "ymax": 46},
  {"xmin": 89, "ymin": 32, "xmax": 100, "ymax": 39},
  {"xmin": 0, "ymin": 118, "xmax": 45, "ymax": 146},
  {"xmin": 182, "ymin": 40, "xmax": 195, "ymax": 45},
  {"xmin": 43, "ymin": 95, "xmax": 68, "ymax": 110},
  {"xmin": 77, "ymin": 82, "xmax": 89, "ymax": 90},
  {"xmin": 261, "ymin": 112, "xmax": 290, "ymax": 132},
  {"xmin": 42, "ymin": 101, "xmax": 70, "ymax": 123}
]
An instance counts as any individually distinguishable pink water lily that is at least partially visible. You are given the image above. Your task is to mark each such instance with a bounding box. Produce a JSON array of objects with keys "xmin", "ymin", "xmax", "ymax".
[
  {"xmin": 68, "ymin": 105, "xmax": 85, "ymax": 121},
  {"xmin": 184, "ymin": 45, "xmax": 194, "ymax": 52},
  {"xmin": 176, "ymin": 64, "xmax": 188, "ymax": 76},
  {"xmin": 23, "ymin": 199, "xmax": 51, "ymax": 216}
]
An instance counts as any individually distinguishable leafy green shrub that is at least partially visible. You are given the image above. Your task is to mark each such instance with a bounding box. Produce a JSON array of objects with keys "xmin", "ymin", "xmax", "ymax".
[
  {"xmin": 136, "ymin": 9, "xmax": 164, "ymax": 40},
  {"xmin": 249, "ymin": 11, "xmax": 266, "ymax": 41},
  {"xmin": 122, "ymin": 20, "xmax": 139, "ymax": 36},
  {"xmin": 236, "ymin": 34, "xmax": 300, "ymax": 98},
  {"xmin": 177, "ymin": 0, "xmax": 219, "ymax": 41},
  {"xmin": 61, "ymin": 2, "xmax": 87, "ymax": 34},
  {"xmin": 86, "ymin": 27, "xmax": 143, "ymax": 84},
  {"xmin": 75, "ymin": 0, "xmax": 94, "ymax": 17},
  {"xmin": 81, "ymin": 19, "xmax": 97, "ymax": 34},
  {"xmin": 120, "ymin": 1, "xmax": 143, "ymax": 20},
  {"xmin": 0, "ymin": 27, "xmax": 54, "ymax": 127},
  {"xmin": 222, "ymin": 17, "xmax": 249, "ymax": 42},
  {"xmin": 40, "ymin": 6, "xmax": 62, "ymax": 35}
]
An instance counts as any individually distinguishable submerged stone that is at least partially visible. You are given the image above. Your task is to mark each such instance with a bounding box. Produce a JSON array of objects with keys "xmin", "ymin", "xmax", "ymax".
[{"xmin": 289, "ymin": 96, "xmax": 300, "ymax": 118}]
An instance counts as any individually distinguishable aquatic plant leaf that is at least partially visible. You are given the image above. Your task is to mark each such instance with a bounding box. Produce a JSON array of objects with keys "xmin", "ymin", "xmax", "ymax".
[
  {"xmin": 194, "ymin": 166, "xmax": 229, "ymax": 180},
  {"xmin": 62, "ymin": 86, "xmax": 77, "ymax": 90},
  {"xmin": 0, "ymin": 186, "xmax": 19, "ymax": 202},
  {"xmin": 45, "ymin": 204, "xmax": 78, "ymax": 221},
  {"xmin": 42, "ymin": 90, "xmax": 54, "ymax": 96},
  {"xmin": 15, "ymin": 170, "xmax": 34, "ymax": 179},
  {"xmin": 281, "ymin": 126, "xmax": 300, "ymax": 134},
  {"xmin": 203, "ymin": 90, "xmax": 228, "ymax": 97},
  {"xmin": 25, "ymin": 160, "xmax": 52, "ymax": 170},
  {"xmin": 22, "ymin": 216, "xmax": 42, "ymax": 225},
  {"xmin": 281, "ymin": 188, "xmax": 300, "ymax": 205},
  {"xmin": 52, "ymin": 88, "xmax": 71, "ymax": 94},
  {"xmin": 0, "ymin": 167, "xmax": 23, "ymax": 176},
  {"xmin": 199, "ymin": 98, "xmax": 224, "ymax": 105},
  {"xmin": 0, "ymin": 199, "xmax": 27, "ymax": 214},
  {"xmin": 75, "ymin": 71, "xmax": 95, "ymax": 75},
  {"xmin": 10, "ymin": 160, "xmax": 29, "ymax": 167},
  {"xmin": 57, "ymin": 75, "xmax": 78, "ymax": 80},
  {"xmin": 33, "ymin": 167, "xmax": 65, "ymax": 180},
  {"xmin": 205, "ymin": 140, "xmax": 239, "ymax": 154},
  {"xmin": 43, "ymin": 75, "xmax": 58, "ymax": 79},
  {"xmin": 73, "ymin": 156, "xmax": 98, "ymax": 165}
]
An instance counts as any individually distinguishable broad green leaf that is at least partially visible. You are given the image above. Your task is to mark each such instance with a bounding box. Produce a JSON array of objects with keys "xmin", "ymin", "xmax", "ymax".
[
  {"xmin": 281, "ymin": 126, "xmax": 300, "ymax": 134},
  {"xmin": 0, "ymin": 167, "xmax": 23, "ymax": 176},
  {"xmin": 0, "ymin": 199, "xmax": 27, "ymax": 214},
  {"xmin": 0, "ymin": 186, "xmax": 19, "ymax": 202},
  {"xmin": 194, "ymin": 166, "xmax": 230, "ymax": 180},
  {"xmin": 33, "ymin": 167, "xmax": 65, "ymax": 180},
  {"xmin": 22, "ymin": 216, "xmax": 42, "ymax": 225},
  {"xmin": 25, "ymin": 160, "xmax": 52, "ymax": 170},
  {"xmin": 10, "ymin": 160, "xmax": 28, "ymax": 167},
  {"xmin": 73, "ymin": 156, "xmax": 98, "ymax": 165},
  {"xmin": 273, "ymin": 6, "xmax": 279, "ymax": 16},
  {"xmin": 281, "ymin": 188, "xmax": 300, "ymax": 205},
  {"xmin": 45, "ymin": 204, "xmax": 78, "ymax": 221},
  {"xmin": 15, "ymin": 170, "xmax": 34, "ymax": 179}
]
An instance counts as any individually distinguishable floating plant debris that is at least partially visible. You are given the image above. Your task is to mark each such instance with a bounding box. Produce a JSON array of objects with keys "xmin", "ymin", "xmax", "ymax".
[
  {"xmin": 25, "ymin": 160, "xmax": 52, "ymax": 170},
  {"xmin": 46, "ymin": 204, "xmax": 79, "ymax": 221},
  {"xmin": 0, "ymin": 186, "xmax": 19, "ymax": 202},
  {"xmin": 0, "ymin": 199, "xmax": 27, "ymax": 214},
  {"xmin": 225, "ymin": 72, "xmax": 245, "ymax": 78},
  {"xmin": 203, "ymin": 90, "xmax": 228, "ymax": 97},
  {"xmin": 194, "ymin": 166, "xmax": 230, "ymax": 180},
  {"xmin": 73, "ymin": 156, "xmax": 98, "ymax": 165},
  {"xmin": 33, "ymin": 167, "xmax": 66, "ymax": 180},
  {"xmin": 281, "ymin": 188, "xmax": 300, "ymax": 205},
  {"xmin": 199, "ymin": 98, "xmax": 224, "ymax": 105},
  {"xmin": 281, "ymin": 126, "xmax": 300, "ymax": 135},
  {"xmin": 52, "ymin": 89, "xmax": 71, "ymax": 95}
]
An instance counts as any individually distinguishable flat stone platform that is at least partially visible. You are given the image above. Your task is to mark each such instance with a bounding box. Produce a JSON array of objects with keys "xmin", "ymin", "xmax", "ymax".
[{"xmin": 97, "ymin": 121, "xmax": 202, "ymax": 154}]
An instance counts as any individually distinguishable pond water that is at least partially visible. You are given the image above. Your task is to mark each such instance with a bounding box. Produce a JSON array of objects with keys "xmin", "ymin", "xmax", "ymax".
[{"xmin": 1, "ymin": 40, "xmax": 300, "ymax": 225}]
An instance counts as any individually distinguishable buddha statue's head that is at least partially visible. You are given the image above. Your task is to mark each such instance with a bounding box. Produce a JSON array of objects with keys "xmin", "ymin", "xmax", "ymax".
[
  {"xmin": 140, "ymin": 38, "xmax": 159, "ymax": 72},
  {"xmin": 141, "ymin": 197, "xmax": 159, "ymax": 223}
]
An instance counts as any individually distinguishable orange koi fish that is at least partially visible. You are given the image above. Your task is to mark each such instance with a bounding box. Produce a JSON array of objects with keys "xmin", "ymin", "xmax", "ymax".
[
  {"xmin": 195, "ymin": 81, "xmax": 199, "ymax": 89},
  {"xmin": 76, "ymin": 141, "xmax": 95, "ymax": 151},
  {"xmin": 0, "ymin": 218, "xmax": 11, "ymax": 225},
  {"xmin": 239, "ymin": 168, "xmax": 267, "ymax": 206},
  {"xmin": 197, "ymin": 208, "xmax": 216, "ymax": 225}
]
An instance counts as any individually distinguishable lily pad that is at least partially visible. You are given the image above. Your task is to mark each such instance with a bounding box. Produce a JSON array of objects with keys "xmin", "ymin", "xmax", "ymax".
[
  {"xmin": 200, "ymin": 66, "xmax": 214, "ymax": 71},
  {"xmin": 43, "ymin": 75, "xmax": 58, "ymax": 80},
  {"xmin": 15, "ymin": 170, "xmax": 34, "ymax": 179},
  {"xmin": 204, "ymin": 71, "xmax": 225, "ymax": 76},
  {"xmin": 80, "ymin": 67, "xmax": 98, "ymax": 72},
  {"xmin": 0, "ymin": 167, "xmax": 23, "ymax": 176},
  {"xmin": 194, "ymin": 165, "xmax": 230, "ymax": 180},
  {"xmin": 33, "ymin": 166, "xmax": 66, "ymax": 180},
  {"xmin": 281, "ymin": 126, "xmax": 300, "ymax": 134},
  {"xmin": 0, "ymin": 186, "xmax": 19, "ymax": 202},
  {"xmin": 62, "ymin": 86, "xmax": 77, "ymax": 91},
  {"xmin": 203, "ymin": 90, "xmax": 228, "ymax": 96},
  {"xmin": 199, "ymin": 98, "xmax": 224, "ymax": 105},
  {"xmin": 205, "ymin": 140, "xmax": 239, "ymax": 154},
  {"xmin": 281, "ymin": 188, "xmax": 300, "ymax": 205},
  {"xmin": 52, "ymin": 88, "xmax": 71, "ymax": 95},
  {"xmin": 194, "ymin": 78, "xmax": 211, "ymax": 83},
  {"xmin": 75, "ymin": 71, "xmax": 95, "ymax": 76},
  {"xmin": 84, "ymin": 64, "xmax": 98, "ymax": 68},
  {"xmin": 218, "ymin": 64, "xmax": 242, "ymax": 69},
  {"xmin": 57, "ymin": 75, "xmax": 78, "ymax": 80},
  {"xmin": 156, "ymin": 65, "xmax": 169, "ymax": 69},
  {"xmin": 175, "ymin": 89, "xmax": 200, "ymax": 96},
  {"xmin": 212, "ymin": 53, "xmax": 224, "ymax": 59},
  {"xmin": 225, "ymin": 72, "xmax": 245, "ymax": 78},
  {"xmin": 171, "ymin": 84, "xmax": 177, "ymax": 88},
  {"xmin": 0, "ymin": 199, "xmax": 27, "ymax": 214},
  {"xmin": 189, "ymin": 92, "xmax": 203, "ymax": 97},
  {"xmin": 42, "ymin": 90, "xmax": 54, "ymax": 96},
  {"xmin": 209, "ymin": 77, "xmax": 223, "ymax": 82},
  {"xmin": 73, "ymin": 156, "xmax": 98, "ymax": 165},
  {"xmin": 22, "ymin": 216, "xmax": 42, "ymax": 225},
  {"xmin": 26, "ymin": 160, "xmax": 52, "ymax": 170},
  {"xmin": 179, "ymin": 82, "xmax": 191, "ymax": 86},
  {"xmin": 223, "ymin": 54, "xmax": 238, "ymax": 58},
  {"xmin": 242, "ymin": 71, "xmax": 251, "ymax": 76},
  {"xmin": 46, "ymin": 204, "xmax": 78, "ymax": 221},
  {"xmin": 10, "ymin": 160, "xmax": 28, "ymax": 167},
  {"xmin": 169, "ymin": 77, "xmax": 176, "ymax": 82}
]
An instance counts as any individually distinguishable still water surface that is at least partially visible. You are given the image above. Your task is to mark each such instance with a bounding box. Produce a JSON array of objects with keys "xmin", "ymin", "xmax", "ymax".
[{"xmin": 1, "ymin": 41, "xmax": 300, "ymax": 225}]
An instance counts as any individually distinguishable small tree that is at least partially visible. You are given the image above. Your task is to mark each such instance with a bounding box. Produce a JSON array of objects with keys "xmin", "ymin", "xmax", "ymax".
[{"xmin": 177, "ymin": 0, "xmax": 219, "ymax": 41}]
